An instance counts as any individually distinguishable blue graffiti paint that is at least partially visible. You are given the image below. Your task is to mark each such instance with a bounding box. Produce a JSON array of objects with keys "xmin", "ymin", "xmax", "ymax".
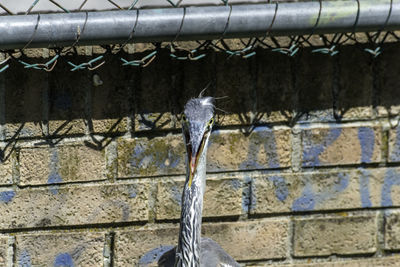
[
  {"xmin": 292, "ymin": 184, "xmax": 315, "ymax": 211},
  {"xmin": 302, "ymin": 127, "xmax": 342, "ymax": 167},
  {"xmin": 48, "ymin": 148, "xmax": 62, "ymax": 195},
  {"xmin": 129, "ymin": 144, "xmax": 146, "ymax": 168},
  {"xmin": 382, "ymin": 169, "xmax": 400, "ymax": 207},
  {"xmin": 242, "ymin": 176, "xmax": 254, "ymax": 212},
  {"xmin": 390, "ymin": 124, "xmax": 400, "ymax": 161},
  {"xmin": 292, "ymin": 172, "xmax": 350, "ymax": 211},
  {"xmin": 230, "ymin": 179, "xmax": 241, "ymax": 190},
  {"xmin": 358, "ymin": 127, "xmax": 375, "ymax": 163},
  {"xmin": 358, "ymin": 168, "xmax": 372, "ymax": 208},
  {"xmin": 155, "ymin": 151, "xmax": 180, "ymax": 169},
  {"xmin": 333, "ymin": 172, "xmax": 350, "ymax": 192},
  {"xmin": 240, "ymin": 126, "xmax": 280, "ymax": 170},
  {"xmin": 54, "ymin": 253, "xmax": 74, "ymax": 267},
  {"xmin": 0, "ymin": 190, "xmax": 15, "ymax": 203},
  {"xmin": 19, "ymin": 249, "xmax": 31, "ymax": 267},
  {"xmin": 128, "ymin": 185, "xmax": 137, "ymax": 198},
  {"xmin": 130, "ymin": 143, "xmax": 180, "ymax": 170},
  {"xmin": 268, "ymin": 176, "xmax": 288, "ymax": 202},
  {"xmin": 139, "ymin": 246, "xmax": 175, "ymax": 265}
]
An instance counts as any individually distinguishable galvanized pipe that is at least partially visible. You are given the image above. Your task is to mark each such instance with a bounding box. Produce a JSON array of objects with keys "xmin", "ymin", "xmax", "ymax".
[{"xmin": 0, "ymin": 0, "xmax": 399, "ymax": 49}]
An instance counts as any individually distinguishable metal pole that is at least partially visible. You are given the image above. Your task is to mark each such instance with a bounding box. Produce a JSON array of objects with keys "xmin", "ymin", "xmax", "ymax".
[{"xmin": 0, "ymin": 0, "xmax": 399, "ymax": 50}]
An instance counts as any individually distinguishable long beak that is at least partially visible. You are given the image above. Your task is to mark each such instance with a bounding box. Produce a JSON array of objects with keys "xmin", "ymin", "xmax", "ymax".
[{"xmin": 185, "ymin": 123, "xmax": 208, "ymax": 188}]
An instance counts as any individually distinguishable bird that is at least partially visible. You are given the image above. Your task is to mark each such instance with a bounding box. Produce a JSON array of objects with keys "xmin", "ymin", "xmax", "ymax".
[{"xmin": 139, "ymin": 95, "xmax": 240, "ymax": 267}]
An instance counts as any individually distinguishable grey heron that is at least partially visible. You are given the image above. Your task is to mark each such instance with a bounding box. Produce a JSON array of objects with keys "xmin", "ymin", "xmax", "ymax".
[{"xmin": 140, "ymin": 96, "xmax": 240, "ymax": 267}]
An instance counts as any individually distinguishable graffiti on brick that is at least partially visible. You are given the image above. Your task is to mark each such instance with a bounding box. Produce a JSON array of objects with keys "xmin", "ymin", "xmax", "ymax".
[
  {"xmin": 48, "ymin": 148, "xmax": 62, "ymax": 195},
  {"xmin": 18, "ymin": 249, "xmax": 31, "ymax": 267},
  {"xmin": 0, "ymin": 190, "xmax": 15, "ymax": 203},
  {"xmin": 239, "ymin": 126, "xmax": 281, "ymax": 169},
  {"xmin": 302, "ymin": 126, "xmax": 379, "ymax": 167},
  {"xmin": 358, "ymin": 168, "xmax": 372, "ymax": 208},
  {"xmin": 54, "ymin": 253, "xmax": 74, "ymax": 267},
  {"xmin": 382, "ymin": 169, "xmax": 400, "ymax": 207},
  {"xmin": 292, "ymin": 172, "xmax": 349, "ymax": 212},
  {"xmin": 358, "ymin": 127, "xmax": 375, "ymax": 163},
  {"xmin": 124, "ymin": 138, "xmax": 183, "ymax": 176},
  {"xmin": 390, "ymin": 124, "xmax": 400, "ymax": 161},
  {"xmin": 302, "ymin": 127, "xmax": 342, "ymax": 167}
]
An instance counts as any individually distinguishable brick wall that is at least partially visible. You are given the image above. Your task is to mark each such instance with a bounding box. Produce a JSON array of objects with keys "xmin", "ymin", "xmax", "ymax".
[{"xmin": 1, "ymin": 43, "xmax": 400, "ymax": 266}]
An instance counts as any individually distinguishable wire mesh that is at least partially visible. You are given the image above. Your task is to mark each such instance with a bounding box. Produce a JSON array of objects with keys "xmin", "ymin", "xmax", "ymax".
[{"xmin": 0, "ymin": 0, "xmax": 400, "ymax": 73}]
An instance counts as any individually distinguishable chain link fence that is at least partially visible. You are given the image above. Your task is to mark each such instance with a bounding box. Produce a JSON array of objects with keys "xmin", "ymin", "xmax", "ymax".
[{"xmin": 0, "ymin": 0, "xmax": 399, "ymax": 73}]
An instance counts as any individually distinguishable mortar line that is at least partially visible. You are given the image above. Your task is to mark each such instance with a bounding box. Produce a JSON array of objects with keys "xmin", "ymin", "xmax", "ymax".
[
  {"xmin": 7, "ymin": 236, "xmax": 15, "ymax": 267},
  {"xmin": 103, "ymin": 231, "xmax": 115, "ymax": 267},
  {"xmin": 376, "ymin": 209, "xmax": 386, "ymax": 256}
]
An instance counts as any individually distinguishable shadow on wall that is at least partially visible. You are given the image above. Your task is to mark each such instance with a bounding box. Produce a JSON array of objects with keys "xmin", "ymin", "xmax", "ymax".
[{"xmin": 1, "ymin": 43, "xmax": 400, "ymax": 143}]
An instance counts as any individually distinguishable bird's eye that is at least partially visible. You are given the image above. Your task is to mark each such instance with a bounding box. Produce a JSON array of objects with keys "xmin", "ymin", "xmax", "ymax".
[
  {"xmin": 182, "ymin": 114, "xmax": 187, "ymax": 122},
  {"xmin": 208, "ymin": 117, "xmax": 214, "ymax": 126}
]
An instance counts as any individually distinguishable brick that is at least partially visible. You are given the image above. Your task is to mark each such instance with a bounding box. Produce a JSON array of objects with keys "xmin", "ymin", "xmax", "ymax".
[
  {"xmin": 256, "ymin": 50, "xmax": 294, "ymax": 123},
  {"xmin": 90, "ymin": 61, "xmax": 132, "ymax": 134},
  {"xmin": 337, "ymin": 46, "xmax": 373, "ymax": 120},
  {"xmin": 388, "ymin": 124, "xmax": 400, "ymax": 162},
  {"xmin": 297, "ymin": 51, "xmax": 335, "ymax": 122},
  {"xmin": 0, "ymin": 236, "xmax": 7, "ymax": 266},
  {"xmin": 384, "ymin": 210, "xmax": 400, "ymax": 250},
  {"xmin": 293, "ymin": 214, "xmax": 377, "ymax": 257},
  {"xmin": 207, "ymin": 127, "xmax": 291, "ymax": 172},
  {"xmin": 114, "ymin": 219, "xmax": 289, "ymax": 265},
  {"xmin": 155, "ymin": 177, "xmax": 243, "ymax": 220},
  {"xmin": 114, "ymin": 225, "xmax": 179, "ymax": 266},
  {"xmin": 0, "ymin": 182, "xmax": 149, "ymax": 229},
  {"xmin": 0, "ymin": 146, "xmax": 13, "ymax": 185},
  {"xmin": 213, "ymin": 52, "xmax": 255, "ymax": 126},
  {"xmin": 201, "ymin": 219, "xmax": 289, "ymax": 261},
  {"xmin": 135, "ymin": 50, "xmax": 176, "ymax": 131},
  {"xmin": 301, "ymin": 124, "xmax": 382, "ymax": 167},
  {"xmin": 117, "ymin": 135, "xmax": 186, "ymax": 178},
  {"xmin": 118, "ymin": 128, "xmax": 290, "ymax": 178},
  {"xmin": 19, "ymin": 144, "xmax": 106, "ymax": 185},
  {"xmin": 270, "ymin": 256, "xmax": 400, "ymax": 267},
  {"xmin": 378, "ymin": 44, "xmax": 400, "ymax": 117},
  {"xmin": 4, "ymin": 63, "xmax": 44, "ymax": 138},
  {"xmin": 48, "ymin": 61, "xmax": 88, "ymax": 136},
  {"xmin": 251, "ymin": 168, "xmax": 400, "ymax": 214},
  {"xmin": 15, "ymin": 232, "xmax": 104, "ymax": 266}
]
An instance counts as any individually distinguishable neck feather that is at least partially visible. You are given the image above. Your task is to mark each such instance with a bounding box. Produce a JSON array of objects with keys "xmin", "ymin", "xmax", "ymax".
[{"xmin": 175, "ymin": 156, "xmax": 207, "ymax": 267}]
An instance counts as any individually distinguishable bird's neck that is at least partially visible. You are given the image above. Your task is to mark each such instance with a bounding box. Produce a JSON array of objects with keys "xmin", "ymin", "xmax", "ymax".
[{"xmin": 176, "ymin": 158, "xmax": 207, "ymax": 267}]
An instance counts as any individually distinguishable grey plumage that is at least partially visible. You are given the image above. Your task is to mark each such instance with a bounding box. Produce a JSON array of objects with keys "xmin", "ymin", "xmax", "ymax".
[
  {"xmin": 159, "ymin": 238, "xmax": 239, "ymax": 267},
  {"xmin": 139, "ymin": 96, "xmax": 239, "ymax": 267}
]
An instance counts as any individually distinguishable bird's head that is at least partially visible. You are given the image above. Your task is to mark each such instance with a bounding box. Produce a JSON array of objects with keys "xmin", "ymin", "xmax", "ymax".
[{"xmin": 182, "ymin": 96, "xmax": 215, "ymax": 188}]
